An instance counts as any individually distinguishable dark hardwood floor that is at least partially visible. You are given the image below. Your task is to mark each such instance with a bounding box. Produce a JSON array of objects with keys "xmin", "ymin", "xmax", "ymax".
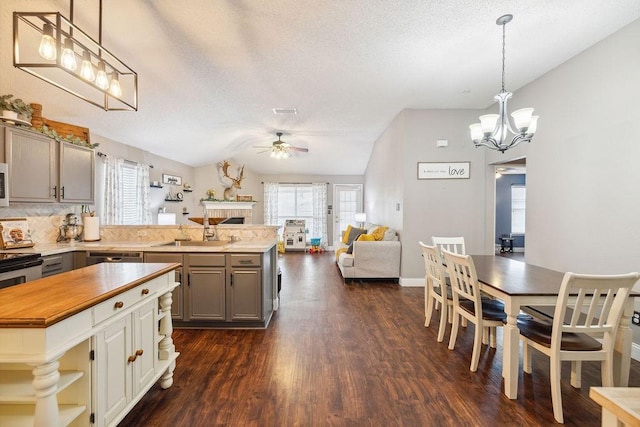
[{"xmin": 119, "ymin": 252, "xmax": 640, "ymax": 426}]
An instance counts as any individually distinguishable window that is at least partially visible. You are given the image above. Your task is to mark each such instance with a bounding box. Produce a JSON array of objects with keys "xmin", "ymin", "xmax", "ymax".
[
  {"xmin": 277, "ymin": 184, "xmax": 314, "ymax": 232},
  {"xmin": 103, "ymin": 156, "xmax": 151, "ymax": 225},
  {"xmin": 511, "ymin": 185, "xmax": 526, "ymax": 235}
]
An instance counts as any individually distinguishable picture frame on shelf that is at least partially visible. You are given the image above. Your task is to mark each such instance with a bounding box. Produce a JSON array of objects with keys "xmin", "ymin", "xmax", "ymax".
[{"xmin": 162, "ymin": 173, "xmax": 182, "ymax": 186}]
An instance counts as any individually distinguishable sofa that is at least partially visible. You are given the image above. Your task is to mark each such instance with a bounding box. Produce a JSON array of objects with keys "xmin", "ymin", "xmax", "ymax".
[{"xmin": 335, "ymin": 223, "xmax": 401, "ymax": 280}]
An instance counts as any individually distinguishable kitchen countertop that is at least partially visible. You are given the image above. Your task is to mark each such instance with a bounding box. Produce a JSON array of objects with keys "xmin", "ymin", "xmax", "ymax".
[
  {"xmin": 0, "ymin": 240, "xmax": 277, "ymax": 256},
  {"xmin": 0, "ymin": 262, "xmax": 180, "ymax": 328}
]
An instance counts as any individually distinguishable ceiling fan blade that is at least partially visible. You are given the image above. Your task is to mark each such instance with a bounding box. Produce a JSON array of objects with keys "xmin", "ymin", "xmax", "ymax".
[
  {"xmin": 290, "ymin": 147, "xmax": 309, "ymax": 152},
  {"xmin": 256, "ymin": 149, "xmax": 271, "ymax": 154},
  {"xmin": 253, "ymin": 146, "xmax": 273, "ymax": 149}
]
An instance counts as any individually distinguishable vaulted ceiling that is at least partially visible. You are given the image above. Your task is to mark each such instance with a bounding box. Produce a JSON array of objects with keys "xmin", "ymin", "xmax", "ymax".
[{"xmin": 2, "ymin": 1, "xmax": 639, "ymax": 175}]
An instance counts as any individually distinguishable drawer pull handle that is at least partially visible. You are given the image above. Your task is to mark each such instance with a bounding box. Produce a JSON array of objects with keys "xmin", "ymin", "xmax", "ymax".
[
  {"xmin": 127, "ymin": 350, "xmax": 144, "ymax": 363},
  {"xmin": 114, "ymin": 301, "xmax": 124, "ymax": 309},
  {"xmin": 141, "ymin": 288, "xmax": 150, "ymax": 295},
  {"xmin": 239, "ymin": 260, "xmax": 252, "ymax": 264}
]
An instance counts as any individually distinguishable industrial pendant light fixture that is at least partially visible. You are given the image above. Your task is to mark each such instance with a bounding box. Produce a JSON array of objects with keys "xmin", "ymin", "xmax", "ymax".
[
  {"xmin": 14, "ymin": 0, "xmax": 137, "ymax": 111},
  {"xmin": 469, "ymin": 14, "xmax": 538, "ymax": 153}
]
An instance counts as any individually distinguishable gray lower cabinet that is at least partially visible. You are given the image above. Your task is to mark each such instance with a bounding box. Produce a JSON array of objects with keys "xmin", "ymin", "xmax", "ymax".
[
  {"xmin": 143, "ymin": 251, "xmax": 273, "ymax": 327},
  {"xmin": 143, "ymin": 252, "xmax": 185, "ymax": 320},
  {"xmin": 187, "ymin": 253, "xmax": 226, "ymax": 321},
  {"xmin": 229, "ymin": 254, "xmax": 262, "ymax": 321}
]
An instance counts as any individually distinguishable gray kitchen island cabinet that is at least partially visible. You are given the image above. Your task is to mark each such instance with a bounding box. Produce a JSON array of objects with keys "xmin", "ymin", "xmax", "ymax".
[{"xmin": 144, "ymin": 249, "xmax": 275, "ymax": 328}]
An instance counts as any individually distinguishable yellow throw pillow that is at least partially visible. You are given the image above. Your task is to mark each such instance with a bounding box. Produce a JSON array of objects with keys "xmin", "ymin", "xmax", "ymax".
[
  {"xmin": 357, "ymin": 234, "xmax": 375, "ymax": 241},
  {"xmin": 370, "ymin": 226, "xmax": 388, "ymax": 241},
  {"xmin": 335, "ymin": 247, "xmax": 347, "ymax": 261},
  {"xmin": 341, "ymin": 225, "xmax": 353, "ymax": 244}
]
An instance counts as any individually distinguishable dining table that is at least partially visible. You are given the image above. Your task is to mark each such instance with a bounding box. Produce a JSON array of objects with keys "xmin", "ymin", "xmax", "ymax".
[{"xmin": 471, "ymin": 255, "xmax": 638, "ymax": 400}]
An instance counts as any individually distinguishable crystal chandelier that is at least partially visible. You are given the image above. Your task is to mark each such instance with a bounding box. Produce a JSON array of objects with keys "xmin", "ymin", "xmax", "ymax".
[{"xmin": 469, "ymin": 14, "xmax": 538, "ymax": 153}]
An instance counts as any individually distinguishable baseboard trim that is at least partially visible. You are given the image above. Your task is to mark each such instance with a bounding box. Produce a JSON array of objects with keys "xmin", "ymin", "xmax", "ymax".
[{"xmin": 399, "ymin": 277, "xmax": 424, "ymax": 287}]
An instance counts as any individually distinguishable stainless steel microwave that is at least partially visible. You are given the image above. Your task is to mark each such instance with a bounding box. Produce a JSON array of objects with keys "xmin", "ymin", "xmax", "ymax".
[{"xmin": 0, "ymin": 163, "xmax": 8, "ymax": 207}]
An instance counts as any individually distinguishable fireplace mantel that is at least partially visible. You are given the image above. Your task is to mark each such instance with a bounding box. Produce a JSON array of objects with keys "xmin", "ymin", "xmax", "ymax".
[{"xmin": 201, "ymin": 201, "xmax": 256, "ymax": 210}]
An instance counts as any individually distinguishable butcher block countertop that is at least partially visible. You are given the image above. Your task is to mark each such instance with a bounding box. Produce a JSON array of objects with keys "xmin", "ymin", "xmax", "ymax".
[{"xmin": 0, "ymin": 262, "xmax": 180, "ymax": 328}]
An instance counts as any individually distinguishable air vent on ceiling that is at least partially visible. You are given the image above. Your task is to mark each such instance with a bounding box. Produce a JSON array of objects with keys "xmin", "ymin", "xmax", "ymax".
[{"xmin": 272, "ymin": 108, "xmax": 297, "ymax": 115}]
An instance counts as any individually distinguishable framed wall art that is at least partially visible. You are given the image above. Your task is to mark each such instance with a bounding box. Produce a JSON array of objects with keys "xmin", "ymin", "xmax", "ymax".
[
  {"xmin": 417, "ymin": 162, "xmax": 470, "ymax": 180},
  {"xmin": 162, "ymin": 173, "xmax": 182, "ymax": 186}
]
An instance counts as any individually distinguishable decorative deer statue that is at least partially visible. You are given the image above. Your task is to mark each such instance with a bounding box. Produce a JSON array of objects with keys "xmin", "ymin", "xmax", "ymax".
[{"xmin": 219, "ymin": 160, "xmax": 245, "ymax": 200}]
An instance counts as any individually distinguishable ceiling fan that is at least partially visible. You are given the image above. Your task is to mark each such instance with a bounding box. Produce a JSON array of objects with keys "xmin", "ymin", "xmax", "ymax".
[{"xmin": 254, "ymin": 132, "xmax": 309, "ymax": 159}]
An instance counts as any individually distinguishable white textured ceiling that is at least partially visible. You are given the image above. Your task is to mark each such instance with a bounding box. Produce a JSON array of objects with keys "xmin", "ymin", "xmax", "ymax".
[{"xmin": 1, "ymin": 1, "xmax": 639, "ymax": 175}]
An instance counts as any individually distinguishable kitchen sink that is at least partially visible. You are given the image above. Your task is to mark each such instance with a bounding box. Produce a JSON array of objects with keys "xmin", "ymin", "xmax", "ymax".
[{"xmin": 158, "ymin": 240, "xmax": 230, "ymax": 247}]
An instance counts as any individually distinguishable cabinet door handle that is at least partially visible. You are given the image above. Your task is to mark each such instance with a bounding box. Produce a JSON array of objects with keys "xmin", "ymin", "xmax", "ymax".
[
  {"xmin": 114, "ymin": 301, "xmax": 124, "ymax": 309},
  {"xmin": 187, "ymin": 272, "xmax": 190, "ymax": 286},
  {"xmin": 177, "ymin": 271, "xmax": 182, "ymax": 283},
  {"xmin": 60, "ymin": 186, "xmax": 65, "ymax": 199},
  {"xmin": 141, "ymin": 288, "xmax": 150, "ymax": 295},
  {"xmin": 52, "ymin": 185, "xmax": 57, "ymax": 198},
  {"xmin": 135, "ymin": 349, "xmax": 144, "ymax": 356},
  {"xmin": 128, "ymin": 354, "xmax": 137, "ymax": 363},
  {"xmin": 230, "ymin": 273, "xmax": 233, "ymax": 287}
]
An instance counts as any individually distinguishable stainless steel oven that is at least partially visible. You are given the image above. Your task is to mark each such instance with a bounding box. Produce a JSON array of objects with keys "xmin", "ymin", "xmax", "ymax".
[
  {"xmin": 0, "ymin": 253, "xmax": 43, "ymax": 290},
  {"xmin": 0, "ymin": 163, "xmax": 8, "ymax": 207}
]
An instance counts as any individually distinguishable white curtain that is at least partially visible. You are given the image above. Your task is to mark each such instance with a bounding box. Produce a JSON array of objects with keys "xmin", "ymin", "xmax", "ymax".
[
  {"xmin": 311, "ymin": 183, "xmax": 328, "ymax": 248},
  {"xmin": 263, "ymin": 182, "xmax": 279, "ymax": 225},
  {"xmin": 103, "ymin": 156, "xmax": 151, "ymax": 225}
]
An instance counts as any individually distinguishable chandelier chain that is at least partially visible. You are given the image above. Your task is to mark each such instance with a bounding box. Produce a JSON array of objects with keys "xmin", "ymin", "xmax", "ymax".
[{"xmin": 501, "ymin": 21, "xmax": 506, "ymax": 93}]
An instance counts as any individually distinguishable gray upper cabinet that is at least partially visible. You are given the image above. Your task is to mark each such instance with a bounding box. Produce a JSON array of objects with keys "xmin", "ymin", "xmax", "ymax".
[
  {"xmin": 3, "ymin": 125, "xmax": 95, "ymax": 204},
  {"xmin": 59, "ymin": 141, "xmax": 95, "ymax": 203},
  {"xmin": 5, "ymin": 126, "xmax": 56, "ymax": 203}
]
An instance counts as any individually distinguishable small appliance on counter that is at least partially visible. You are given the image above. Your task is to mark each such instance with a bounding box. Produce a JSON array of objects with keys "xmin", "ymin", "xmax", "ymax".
[{"xmin": 57, "ymin": 213, "xmax": 84, "ymax": 242}]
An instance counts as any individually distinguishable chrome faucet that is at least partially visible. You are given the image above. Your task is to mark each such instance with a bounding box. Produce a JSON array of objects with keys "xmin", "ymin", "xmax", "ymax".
[{"xmin": 203, "ymin": 208, "xmax": 218, "ymax": 241}]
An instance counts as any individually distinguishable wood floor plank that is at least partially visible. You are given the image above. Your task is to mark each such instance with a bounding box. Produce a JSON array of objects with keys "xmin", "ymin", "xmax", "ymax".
[{"xmin": 118, "ymin": 252, "xmax": 640, "ymax": 426}]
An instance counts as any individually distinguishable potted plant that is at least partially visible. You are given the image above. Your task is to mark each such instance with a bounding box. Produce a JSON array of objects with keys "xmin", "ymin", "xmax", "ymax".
[
  {"xmin": 0, "ymin": 95, "xmax": 33, "ymax": 123},
  {"xmin": 12, "ymin": 98, "xmax": 33, "ymax": 122},
  {"xmin": 0, "ymin": 95, "xmax": 18, "ymax": 120}
]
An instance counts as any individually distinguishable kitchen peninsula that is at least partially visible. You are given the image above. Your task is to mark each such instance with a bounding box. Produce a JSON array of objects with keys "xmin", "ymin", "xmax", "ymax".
[{"xmin": 0, "ymin": 262, "xmax": 180, "ymax": 427}]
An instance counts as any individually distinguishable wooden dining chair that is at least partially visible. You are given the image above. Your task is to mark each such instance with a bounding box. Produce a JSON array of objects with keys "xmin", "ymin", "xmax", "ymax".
[
  {"xmin": 419, "ymin": 242, "xmax": 451, "ymax": 342},
  {"xmin": 517, "ymin": 272, "xmax": 640, "ymax": 424},
  {"xmin": 431, "ymin": 236, "xmax": 466, "ymax": 255},
  {"xmin": 442, "ymin": 249, "xmax": 506, "ymax": 372}
]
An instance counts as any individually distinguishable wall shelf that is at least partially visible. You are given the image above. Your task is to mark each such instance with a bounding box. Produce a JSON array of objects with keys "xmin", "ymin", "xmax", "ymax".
[
  {"xmin": 150, "ymin": 184, "xmax": 163, "ymax": 188},
  {"xmin": 164, "ymin": 199, "xmax": 183, "ymax": 202},
  {"xmin": 183, "ymin": 189, "xmax": 193, "ymax": 192}
]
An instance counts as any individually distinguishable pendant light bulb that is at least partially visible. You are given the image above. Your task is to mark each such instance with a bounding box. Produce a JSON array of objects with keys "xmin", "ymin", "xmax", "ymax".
[
  {"xmin": 109, "ymin": 73, "xmax": 122, "ymax": 97},
  {"xmin": 60, "ymin": 38, "xmax": 77, "ymax": 71},
  {"xmin": 38, "ymin": 23, "xmax": 57, "ymax": 60},
  {"xmin": 95, "ymin": 61, "xmax": 109, "ymax": 90},
  {"xmin": 80, "ymin": 51, "xmax": 95, "ymax": 82}
]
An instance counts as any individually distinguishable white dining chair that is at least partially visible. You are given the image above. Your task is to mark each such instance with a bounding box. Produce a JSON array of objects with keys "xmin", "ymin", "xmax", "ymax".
[
  {"xmin": 442, "ymin": 249, "xmax": 506, "ymax": 372},
  {"xmin": 517, "ymin": 271, "xmax": 640, "ymax": 424},
  {"xmin": 431, "ymin": 236, "xmax": 466, "ymax": 255},
  {"xmin": 419, "ymin": 242, "xmax": 451, "ymax": 342}
]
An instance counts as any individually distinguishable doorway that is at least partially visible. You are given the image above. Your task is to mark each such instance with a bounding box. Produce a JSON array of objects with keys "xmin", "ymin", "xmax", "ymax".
[
  {"xmin": 494, "ymin": 158, "xmax": 526, "ymax": 257},
  {"xmin": 333, "ymin": 184, "xmax": 363, "ymax": 245}
]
